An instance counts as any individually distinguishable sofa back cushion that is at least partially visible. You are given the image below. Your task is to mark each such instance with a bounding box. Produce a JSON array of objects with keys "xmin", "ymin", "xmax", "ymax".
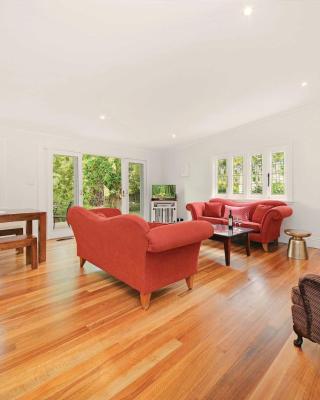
[
  {"xmin": 204, "ymin": 202, "xmax": 222, "ymax": 217},
  {"xmin": 223, "ymin": 205, "xmax": 251, "ymax": 221},
  {"xmin": 209, "ymin": 198, "xmax": 287, "ymax": 220},
  {"xmin": 252, "ymin": 205, "xmax": 273, "ymax": 223}
]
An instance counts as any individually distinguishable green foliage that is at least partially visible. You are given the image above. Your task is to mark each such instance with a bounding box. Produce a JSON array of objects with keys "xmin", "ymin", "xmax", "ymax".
[
  {"xmin": 129, "ymin": 163, "xmax": 142, "ymax": 213},
  {"xmin": 53, "ymin": 155, "xmax": 143, "ymax": 218},
  {"xmin": 271, "ymin": 152, "xmax": 285, "ymax": 195},
  {"xmin": 251, "ymin": 154, "xmax": 263, "ymax": 194},
  {"xmin": 217, "ymin": 159, "xmax": 227, "ymax": 194},
  {"xmin": 232, "ymin": 156, "xmax": 244, "ymax": 194},
  {"xmin": 82, "ymin": 155, "xmax": 121, "ymax": 209},
  {"xmin": 53, "ymin": 155, "xmax": 75, "ymax": 220}
]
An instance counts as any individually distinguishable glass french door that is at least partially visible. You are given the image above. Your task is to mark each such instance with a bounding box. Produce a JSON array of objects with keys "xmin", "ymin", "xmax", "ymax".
[
  {"xmin": 49, "ymin": 153, "xmax": 147, "ymax": 238},
  {"xmin": 49, "ymin": 151, "xmax": 82, "ymax": 238},
  {"xmin": 121, "ymin": 160, "xmax": 146, "ymax": 218},
  {"xmin": 82, "ymin": 154, "xmax": 122, "ymax": 209}
]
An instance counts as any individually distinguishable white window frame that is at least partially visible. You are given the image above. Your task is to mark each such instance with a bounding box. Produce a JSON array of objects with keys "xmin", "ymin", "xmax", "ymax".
[{"xmin": 213, "ymin": 144, "xmax": 292, "ymax": 201}]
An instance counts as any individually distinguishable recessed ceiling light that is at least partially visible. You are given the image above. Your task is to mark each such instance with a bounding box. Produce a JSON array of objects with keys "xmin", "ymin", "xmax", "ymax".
[
  {"xmin": 301, "ymin": 81, "xmax": 308, "ymax": 87},
  {"xmin": 172, "ymin": 133, "xmax": 176, "ymax": 139},
  {"xmin": 243, "ymin": 6, "xmax": 253, "ymax": 16},
  {"xmin": 99, "ymin": 115, "xmax": 106, "ymax": 120}
]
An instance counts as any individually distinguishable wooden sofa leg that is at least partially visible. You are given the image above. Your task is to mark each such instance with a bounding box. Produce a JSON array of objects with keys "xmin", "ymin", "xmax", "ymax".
[
  {"xmin": 262, "ymin": 243, "xmax": 269, "ymax": 252},
  {"xmin": 140, "ymin": 293, "xmax": 151, "ymax": 310},
  {"xmin": 186, "ymin": 275, "xmax": 194, "ymax": 290},
  {"xmin": 80, "ymin": 257, "xmax": 86, "ymax": 268}
]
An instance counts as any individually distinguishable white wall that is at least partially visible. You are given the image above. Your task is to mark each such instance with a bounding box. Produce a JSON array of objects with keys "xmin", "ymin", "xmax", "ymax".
[
  {"xmin": 0, "ymin": 128, "xmax": 163, "ymax": 231},
  {"xmin": 162, "ymin": 101, "xmax": 320, "ymax": 248}
]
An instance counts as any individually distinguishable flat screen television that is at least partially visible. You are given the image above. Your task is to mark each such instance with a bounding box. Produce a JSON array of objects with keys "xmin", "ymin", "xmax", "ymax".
[{"xmin": 152, "ymin": 184, "xmax": 176, "ymax": 200}]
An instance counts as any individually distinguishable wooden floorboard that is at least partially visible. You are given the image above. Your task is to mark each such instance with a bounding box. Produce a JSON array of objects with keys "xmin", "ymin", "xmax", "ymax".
[{"xmin": 0, "ymin": 238, "xmax": 319, "ymax": 399}]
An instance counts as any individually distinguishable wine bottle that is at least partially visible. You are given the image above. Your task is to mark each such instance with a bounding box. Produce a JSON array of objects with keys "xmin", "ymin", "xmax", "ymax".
[{"xmin": 228, "ymin": 210, "xmax": 233, "ymax": 230}]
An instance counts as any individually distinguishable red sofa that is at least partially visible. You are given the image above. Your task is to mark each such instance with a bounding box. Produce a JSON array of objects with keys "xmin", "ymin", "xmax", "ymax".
[
  {"xmin": 68, "ymin": 206, "xmax": 213, "ymax": 309},
  {"xmin": 186, "ymin": 198, "xmax": 292, "ymax": 251}
]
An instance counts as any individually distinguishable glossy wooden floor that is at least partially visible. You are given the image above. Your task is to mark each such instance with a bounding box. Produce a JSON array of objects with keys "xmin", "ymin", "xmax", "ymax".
[{"xmin": 0, "ymin": 239, "xmax": 320, "ymax": 400}]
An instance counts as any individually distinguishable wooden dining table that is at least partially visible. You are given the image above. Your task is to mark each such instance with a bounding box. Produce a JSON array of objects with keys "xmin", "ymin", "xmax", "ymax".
[{"xmin": 0, "ymin": 209, "xmax": 47, "ymax": 262}]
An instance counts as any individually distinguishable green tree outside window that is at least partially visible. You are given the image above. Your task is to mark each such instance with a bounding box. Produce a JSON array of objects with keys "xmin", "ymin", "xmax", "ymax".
[
  {"xmin": 232, "ymin": 156, "xmax": 244, "ymax": 194},
  {"xmin": 217, "ymin": 159, "xmax": 228, "ymax": 194}
]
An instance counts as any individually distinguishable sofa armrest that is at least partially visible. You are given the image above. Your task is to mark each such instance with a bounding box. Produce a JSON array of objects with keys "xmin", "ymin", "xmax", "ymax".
[
  {"xmin": 147, "ymin": 221, "xmax": 213, "ymax": 253},
  {"xmin": 262, "ymin": 205, "xmax": 292, "ymax": 223},
  {"xmin": 257, "ymin": 205, "xmax": 292, "ymax": 243},
  {"xmin": 186, "ymin": 202, "xmax": 205, "ymax": 220}
]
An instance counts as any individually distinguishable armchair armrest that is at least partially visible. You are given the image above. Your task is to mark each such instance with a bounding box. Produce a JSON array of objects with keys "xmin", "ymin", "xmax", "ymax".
[
  {"xmin": 299, "ymin": 274, "xmax": 320, "ymax": 288},
  {"xmin": 147, "ymin": 221, "xmax": 213, "ymax": 253},
  {"xmin": 186, "ymin": 202, "xmax": 205, "ymax": 220}
]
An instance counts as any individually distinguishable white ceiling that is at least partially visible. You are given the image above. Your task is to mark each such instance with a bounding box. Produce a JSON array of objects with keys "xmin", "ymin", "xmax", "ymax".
[{"xmin": 0, "ymin": 0, "xmax": 319, "ymax": 148}]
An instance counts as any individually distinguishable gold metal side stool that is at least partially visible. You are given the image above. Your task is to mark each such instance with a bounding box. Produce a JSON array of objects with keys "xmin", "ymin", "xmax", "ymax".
[{"xmin": 285, "ymin": 229, "xmax": 311, "ymax": 260}]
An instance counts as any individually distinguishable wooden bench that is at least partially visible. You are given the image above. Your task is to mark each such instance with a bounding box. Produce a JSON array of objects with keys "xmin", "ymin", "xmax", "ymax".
[
  {"xmin": 0, "ymin": 235, "xmax": 38, "ymax": 269},
  {"xmin": 0, "ymin": 227, "xmax": 24, "ymax": 254}
]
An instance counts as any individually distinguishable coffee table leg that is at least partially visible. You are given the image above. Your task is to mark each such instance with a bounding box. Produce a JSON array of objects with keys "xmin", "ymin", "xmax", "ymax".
[
  {"xmin": 246, "ymin": 233, "xmax": 251, "ymax": 256},
  {"xmin": 224, "ymin": 238, "xmax": 231, "ymax": 266}
]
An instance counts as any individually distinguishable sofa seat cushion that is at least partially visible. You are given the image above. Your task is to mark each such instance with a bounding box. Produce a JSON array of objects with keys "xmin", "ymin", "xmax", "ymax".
[
  {"xmin": 199, "ymin": 216, "xmax": 227, "ymax": 225},
  {"xmin": 204, "ymin": 202, "xmax": 222, "ymax": 218}
]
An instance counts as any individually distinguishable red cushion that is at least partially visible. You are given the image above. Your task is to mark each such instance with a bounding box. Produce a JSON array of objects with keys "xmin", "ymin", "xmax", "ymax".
[
  {"xmin": 223, "ymin": 205, "xmax": 251, "ymax": 221},
  {"xmin": 204, "ymin": 202, "xmax": 222, "ymax": 217},
  {"xmin": 252, "ymin": 205, "xmax": 273, "ymax": 223}
]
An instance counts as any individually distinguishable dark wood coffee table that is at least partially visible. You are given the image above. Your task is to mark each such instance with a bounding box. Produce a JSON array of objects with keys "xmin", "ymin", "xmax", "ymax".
[{"xmin": 210, "ymin": 224, "xmax": 254, "ymax": 266}]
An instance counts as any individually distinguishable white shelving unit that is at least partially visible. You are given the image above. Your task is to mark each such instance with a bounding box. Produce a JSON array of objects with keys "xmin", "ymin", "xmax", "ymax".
[{"xmin": 151, "ymin": 200, "xmax": 177, "ymax": 224}]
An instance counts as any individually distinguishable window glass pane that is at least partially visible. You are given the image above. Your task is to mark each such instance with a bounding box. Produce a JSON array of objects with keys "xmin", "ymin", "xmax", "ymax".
[
  {"xmin": 53, "ymin": 155, "xmax": 76, "ymax": 230},
  {"xmin": 232, "ymin": 156, "xmax": 244, "ymax": 194},
  {"xmin": 217, "ymin": 159, "xmax": 228, "ymax": 194},
  {"xmin": 271, "ymin": 152, "xmax": 285, "ymax": 195},
  {"xmin": 251, "ymin": 154, "xmax": 263, "ymax": 194},
  {"xmin": 129, "ymin": 162, "xmax": 144, "ymax": 216},
  {"xmin": 82, "ymin": 155, "xmax": 122, "ymax": 209}
]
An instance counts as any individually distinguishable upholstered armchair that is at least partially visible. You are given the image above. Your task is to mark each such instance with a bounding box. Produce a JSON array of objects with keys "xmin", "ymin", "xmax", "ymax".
[
  {"xmin": 68, "ymin": 207, "xmax": 213, "ymax": 309},
  {"xmin": 291, "ymin": 274, "xmax": 320, "ymax": 347}
]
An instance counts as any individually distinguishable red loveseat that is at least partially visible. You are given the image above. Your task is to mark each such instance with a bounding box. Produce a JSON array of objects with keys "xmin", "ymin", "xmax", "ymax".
[
  {"xmin": 186, "ymin": 198, "xmax": 293, "ymax": 251},
  {"xmin": 68, "ymin": 206, "xmax": 213, "ymax": 309}
]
